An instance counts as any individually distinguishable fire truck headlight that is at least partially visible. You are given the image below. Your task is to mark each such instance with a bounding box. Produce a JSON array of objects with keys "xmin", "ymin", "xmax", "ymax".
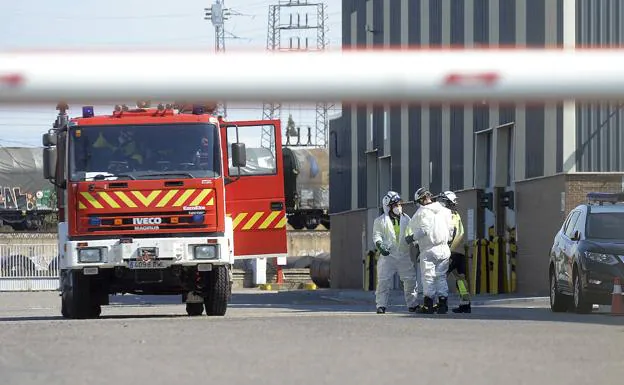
[
  {"xmin": 194, "ymin": 245, "xmax": 217, "ymax": 260},
  {"xmin": 78, "ymin": 248, "xmax": 102, "ymax": 263}
]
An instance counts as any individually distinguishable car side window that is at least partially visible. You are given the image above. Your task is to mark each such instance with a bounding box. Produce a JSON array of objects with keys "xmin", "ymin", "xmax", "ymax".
[
  {"xmin": 561, "ymin": 211, "xmax": 576, "ymax": 234},
  {"xmin": 572, "ymin": 210, "xmax": 586, "ymax": 237},
  {"xmin": 564, "ymin": 211, "xmax": 580, "ymax": 238},
  {"xmin": 226, "ymin": 124, "xmax": 277, "ymax": 176}
]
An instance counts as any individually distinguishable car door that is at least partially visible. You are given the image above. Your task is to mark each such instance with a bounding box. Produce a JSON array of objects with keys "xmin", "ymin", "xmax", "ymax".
[
  {"xmin": 220, "ymin": 119, "xmax": 287, "ymax": 259},
  {"xmin": 561, "ymin": 210, "xmax": 581, "ymax": 291},
  {"xmin": 564, "ymin": 208, "xmax": 585, "ymax": 288},
  {"xmin": 554, "ymin": 212, "xmax": 574, "ymax": 285}
]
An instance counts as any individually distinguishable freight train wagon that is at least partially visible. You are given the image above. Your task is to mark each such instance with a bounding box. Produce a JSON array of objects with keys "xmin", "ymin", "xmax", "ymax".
[
  {"xmin": 282, "ymin": 147, "xmax": 329, "ymax": 230},
  {"xmin": 0, "ymin": 147, "xmax": 56, "ymax": 231}
]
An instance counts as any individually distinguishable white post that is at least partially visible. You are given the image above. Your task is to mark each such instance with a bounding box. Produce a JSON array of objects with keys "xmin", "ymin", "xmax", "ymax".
[{"xmin": 252, "ymin": 257, "xmax": 267, "ymax": 285}]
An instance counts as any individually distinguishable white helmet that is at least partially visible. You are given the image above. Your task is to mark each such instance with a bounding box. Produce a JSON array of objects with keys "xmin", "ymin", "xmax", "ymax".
[
  {"xmin": 441, "ymin": 190, "xmax": 458, "ymax": 206},
  {"xmin": 382, "ymin": 191, "xmax": 401, "ymax": 210},
  {"xmin": 414, "ymin": 187, "xmax": 432, "ymax": 203}
]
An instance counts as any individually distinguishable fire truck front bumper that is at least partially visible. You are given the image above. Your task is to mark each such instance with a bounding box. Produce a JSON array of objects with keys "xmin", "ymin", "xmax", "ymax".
[{"xmin": 62, "ymin": 236, "xmax": 232, "ymax": 270}]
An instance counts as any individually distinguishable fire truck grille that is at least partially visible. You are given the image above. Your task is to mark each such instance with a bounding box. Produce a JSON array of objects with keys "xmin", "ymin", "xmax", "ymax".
[{"xmin": 84, "ymin": 211, "xmax": 214, "ymax": 232}]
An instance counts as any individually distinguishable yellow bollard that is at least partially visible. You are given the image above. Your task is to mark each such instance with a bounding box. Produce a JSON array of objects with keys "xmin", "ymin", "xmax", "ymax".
[
  {"xmin": 470, "ymin": 240, "xmax": 478, "ymax": 295},
  {"xmin": 479, "ymin": 239, "xmax": 488, "ymax": 294},
  {"xmin": 470, "ymin": 239, "xmax": 489, "ymax": 295},
  {"xmin": 362, "ymin": 251, "xmax": 369, "ymax": 291},
  {"xmin": 363, "ymin": 250, "xmax": 378, "ymax": 291},
  {"xmin": 501, "ymin": 233, "xmax": 511, "ymax": 293},
  {"xmin": 509, "ymin": 227, "xmax": 518, "ymax": 293},
  {"xmin": 488, "ymin": 237, "xmax": 499, "ymax": 294}
]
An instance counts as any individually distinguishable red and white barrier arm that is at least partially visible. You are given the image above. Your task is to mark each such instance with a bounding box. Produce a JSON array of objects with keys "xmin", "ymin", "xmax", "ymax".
[{"xmin": 0, "ymin": 48, "xmax": 623, "ymax": 103}]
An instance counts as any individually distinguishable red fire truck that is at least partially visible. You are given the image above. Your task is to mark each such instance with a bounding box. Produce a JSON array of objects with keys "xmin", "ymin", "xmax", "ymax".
[{"xmin": 42, "ymin": 102, "xmax": 287, "ymax": 319}]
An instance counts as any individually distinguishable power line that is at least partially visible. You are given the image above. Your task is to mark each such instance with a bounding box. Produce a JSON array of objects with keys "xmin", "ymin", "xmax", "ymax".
[
  {"xmin": 8, "ymin": 10, "xmax": 200, "ymax": 20},
  {"xmin": 261, "ymin": 0, "xmax": 333, "ymax": 149},
  {"xmin": 204, "ymin": 0, "xmax": 254, "ymax": 117}
]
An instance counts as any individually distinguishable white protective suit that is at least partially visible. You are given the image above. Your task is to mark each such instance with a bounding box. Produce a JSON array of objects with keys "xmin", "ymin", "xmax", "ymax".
[
  {"xmin": 372, "ymin": 205, "xmax": 418, "ymax": 309},
  {"xmin": 407, "ymin": 201, "xmax": 454, "ymax": 298}
]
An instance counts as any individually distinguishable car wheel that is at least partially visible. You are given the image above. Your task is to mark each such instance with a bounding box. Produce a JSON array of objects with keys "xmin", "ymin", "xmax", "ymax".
[
  {"xmin": 573, "ymin": 270, "xmax": 592, "ymax": 314},
  {"xmin": 550, "ymin": 268, "xmax": 569, "ymax": 312}
]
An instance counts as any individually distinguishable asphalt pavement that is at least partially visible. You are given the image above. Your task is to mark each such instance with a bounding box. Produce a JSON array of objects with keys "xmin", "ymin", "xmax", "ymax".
[{"xmin": 0, "ymin": 289, "xmax": 622, "ymax": 385}]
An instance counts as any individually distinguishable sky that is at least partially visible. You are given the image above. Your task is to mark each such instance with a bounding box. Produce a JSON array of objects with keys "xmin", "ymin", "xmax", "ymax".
[{"xmin": 0, "ymin": 0, "xmax": 343, "ymax": 148}]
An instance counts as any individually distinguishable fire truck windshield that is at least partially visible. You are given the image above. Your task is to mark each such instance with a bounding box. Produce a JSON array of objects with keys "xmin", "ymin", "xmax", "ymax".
[{"xmin": 69, "ymin": 123, "xmax": 221, "ymax": 181}]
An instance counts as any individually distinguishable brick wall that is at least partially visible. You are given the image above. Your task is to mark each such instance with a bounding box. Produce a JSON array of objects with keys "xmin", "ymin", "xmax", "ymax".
[{"xmin": 565, "ymin": 174, "xmax": 624, "ymax": 214}]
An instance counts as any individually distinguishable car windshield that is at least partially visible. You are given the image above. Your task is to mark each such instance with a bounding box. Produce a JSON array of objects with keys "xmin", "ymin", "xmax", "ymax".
[
  {"xmin": 585, "ymin": 212, "xmax": 624, "ymax": 239},
  {"xmin": 69, "ymin": 123, "xmax": 221, "ymax": 181}
]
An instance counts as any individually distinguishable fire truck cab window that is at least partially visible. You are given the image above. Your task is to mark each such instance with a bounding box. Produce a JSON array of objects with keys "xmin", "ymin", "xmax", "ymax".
[
  {"xmin": 69, "ymin": 123, "xmax": 221, "ymax": 181},
  {"xmin": 226, "ymin": 125, "xmax": 277, "ymax": 176}
]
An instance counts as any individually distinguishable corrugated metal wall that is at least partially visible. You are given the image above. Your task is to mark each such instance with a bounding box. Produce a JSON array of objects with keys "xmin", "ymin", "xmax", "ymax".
[
  {"xmin": 575, "ymin": 0, "xmax": 624, "ymax": 172},
  {"xmin": 330, "ymin": 0, "xmax": 624, "ymax": 215}
]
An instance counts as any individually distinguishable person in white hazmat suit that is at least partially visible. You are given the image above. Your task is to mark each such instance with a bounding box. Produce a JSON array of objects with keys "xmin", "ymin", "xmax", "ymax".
[
  {"xmin": 405, "ymin": 187, "xmax": 455, "ymax": 314},
  {"xmin": 372, "ymin": 191, "xmax": 419, "ymax": 314}
]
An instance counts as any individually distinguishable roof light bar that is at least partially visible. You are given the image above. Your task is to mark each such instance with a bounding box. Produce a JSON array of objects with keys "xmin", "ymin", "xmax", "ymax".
[{"xmin": 586, "ymin": 192, "xmax": 624, "ymax": 205}]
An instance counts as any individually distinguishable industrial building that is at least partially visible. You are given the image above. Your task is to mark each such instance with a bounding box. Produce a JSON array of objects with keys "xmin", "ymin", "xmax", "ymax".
[{"xmin": 329, "ymin": 0, "xmax": 624, "ymax": 295}]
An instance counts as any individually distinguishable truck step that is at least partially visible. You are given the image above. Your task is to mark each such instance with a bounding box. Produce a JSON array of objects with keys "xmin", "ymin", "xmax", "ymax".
[{"xmin": 232, "ymin": 267, "xmax": 313, "ymax": 289}]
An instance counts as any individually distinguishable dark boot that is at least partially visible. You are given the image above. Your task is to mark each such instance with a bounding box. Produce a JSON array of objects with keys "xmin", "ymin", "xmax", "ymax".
[
  {"xmin": 452, "ymin": 303, "xmax": 471, "ymax": 313},
  {"xmin": 408, "ymin": 305, "xmax": 421, "ymax": 313},
  {"xmin": 437, "ymin": 296, "xmax": 448, "ymax": 314},
  {"xmin": 376, "ymin": 306, "xmax": 386, "ymax": 314},
  {"xmin": 418, "ymin": 297, "xmax": 435, "ymax": 314}
]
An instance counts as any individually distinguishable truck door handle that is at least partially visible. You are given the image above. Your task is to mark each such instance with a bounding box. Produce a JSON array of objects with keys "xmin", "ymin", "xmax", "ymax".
[{"xmin": 270, "ymin": 202, "xmax": 283, "ymax": 211}]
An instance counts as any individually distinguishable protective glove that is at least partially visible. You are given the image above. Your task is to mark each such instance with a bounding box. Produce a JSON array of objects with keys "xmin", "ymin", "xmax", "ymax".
[
  {"xmin": 405, "ymin": 234, "xmax": 415, "ymax": 245},
  {"xmin": 376, "ymin": 241, "xmax": 390, "ymax": 256}
]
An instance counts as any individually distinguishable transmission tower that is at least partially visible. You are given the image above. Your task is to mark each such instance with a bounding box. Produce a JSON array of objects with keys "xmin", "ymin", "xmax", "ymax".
[
  {"xmin": 314, "ymin": 2, "xmax": 332, "ymax": 148},
  {"xmin": 260, "ymin": 4, "xmax": 281, "ymax": 150},
  {"xmin": 260, "ymin": 0, "xmax": 332, "ymax": 149},
  {"xmin": 205, "ymin": 0, "xmax": 241, "ymax": 118}
]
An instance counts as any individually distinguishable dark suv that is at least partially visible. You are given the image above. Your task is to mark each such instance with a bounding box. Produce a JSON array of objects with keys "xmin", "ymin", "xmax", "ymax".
[{"xmin": 549, "ymin": 192, "xmax": 624, "ymax": 313}]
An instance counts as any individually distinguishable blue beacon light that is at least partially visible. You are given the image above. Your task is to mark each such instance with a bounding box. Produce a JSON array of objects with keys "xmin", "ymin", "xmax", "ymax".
[
  {"xmin": 88, "ymin": 217, "xmax": 102, "ymax": 226},
  {"xmin": 82, "ymin": 106, "xmax": 95, "ymax": 118}
]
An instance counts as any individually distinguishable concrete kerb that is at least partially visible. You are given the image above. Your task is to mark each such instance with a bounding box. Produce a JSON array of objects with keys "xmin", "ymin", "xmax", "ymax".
[{"xmin": 320, "ymin": 289, "xmax": 549, "ymax": 306}]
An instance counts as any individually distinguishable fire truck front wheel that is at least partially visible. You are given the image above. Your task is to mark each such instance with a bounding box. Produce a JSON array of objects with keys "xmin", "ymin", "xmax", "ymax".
[
  {"xmin": 203, "ymin": 265, "xmax": 230, "ymax": 316},
  {"xmin": 61, "ymin": 270, "xmax": 102, "ymax": 319}
]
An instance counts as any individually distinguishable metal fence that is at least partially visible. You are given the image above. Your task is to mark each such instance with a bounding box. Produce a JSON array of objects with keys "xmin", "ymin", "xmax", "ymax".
[{"xmin": 0, "ymin": 243, "xmax": 59, "ymax": 291}]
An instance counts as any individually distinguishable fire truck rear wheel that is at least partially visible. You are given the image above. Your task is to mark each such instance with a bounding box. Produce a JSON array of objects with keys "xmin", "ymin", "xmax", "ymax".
[
  {"xmin": 61, "ymin": 295, "xmax": 69, "ymax": 318},
  {"xmin": 204, "ymin": 265, "xmax": 229, "ymax": 316},
  {"xmin": 186, "ymin": 303, "xmax": 204, "ymax": 316}
]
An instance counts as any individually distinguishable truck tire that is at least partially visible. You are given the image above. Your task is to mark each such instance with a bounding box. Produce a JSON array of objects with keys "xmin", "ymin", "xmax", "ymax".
[
  {"xmin": 204, "ymin": 265, "xmax": 229, "ymax": 316},
  {"xmin": 186, "ymin": 303, "xmax": 204, "ymax": 316},
  {"xmin": 61, "ymin": 270, "xmax": 101, "ymax": 319}
]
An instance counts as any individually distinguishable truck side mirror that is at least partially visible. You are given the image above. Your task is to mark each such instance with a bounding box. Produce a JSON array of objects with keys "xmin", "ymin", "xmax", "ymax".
[
  {"xmin": 43, "ymin": 147, "xmax": 57, "ymax": 180},
  {"xmin": 42, "ymin": 133, "xmax": 57, "ymax": 147},
  {"xmin": 231, "ymin": 142, "xmax": 246, "ymax": 168}
]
